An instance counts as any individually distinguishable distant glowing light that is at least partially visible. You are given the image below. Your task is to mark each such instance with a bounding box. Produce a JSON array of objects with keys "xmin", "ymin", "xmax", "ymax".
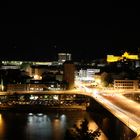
[
  {"xmin": 28, "ymin": 113, "xmax": 33, "ymax": 116},
  {"xmin": 51, "ymin": 85, "xmax": 54, "ymax": 88},
  {"xmin": 37, "ymin": 113, "xmax": 43, "ymax": 116},
  {"xmin": 30, "ymin": 95, "xmax": 34, "ymax": 100},
  {"xmin": 53, "ymin": 95, "xmax": 59, "ymax": 100},
  {"xmin": 34, "ymin": 96, "xmax": 38, "ymax": 100},
  {"xmin": 30, "ymin": 95, "xmax": 38, "ymax": 100},
  {"xmin": 33, "ymin": 75, "xmax": 42, "ymax": 80}
]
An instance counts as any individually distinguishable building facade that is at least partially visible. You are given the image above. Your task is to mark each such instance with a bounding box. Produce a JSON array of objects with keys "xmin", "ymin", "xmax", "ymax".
[
  {"xmin": 58, "ymin": 53, "xmax": 71, "ymax": 64},
  {"xmin": 107, "ymin": 52, "xmax": 139, "ymax": 63},
  {"xmin": 114, "ymin": 80, "xmax": 139, "ymax": 90}
]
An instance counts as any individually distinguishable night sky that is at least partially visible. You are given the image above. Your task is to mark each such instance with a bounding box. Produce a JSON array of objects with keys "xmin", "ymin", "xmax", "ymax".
[{"xmin": 0, "ymin": 6, "xmax": 140, "ymax": 61}]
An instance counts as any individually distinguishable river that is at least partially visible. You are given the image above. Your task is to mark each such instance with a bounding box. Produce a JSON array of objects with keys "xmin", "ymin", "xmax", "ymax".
[
  {"xmin": 0, "ymin": 111, "xmax": 107, "ymax": 140},
  {"xmin": 0, "ymin": 93, "xmax": 138, "ymax": 140}
]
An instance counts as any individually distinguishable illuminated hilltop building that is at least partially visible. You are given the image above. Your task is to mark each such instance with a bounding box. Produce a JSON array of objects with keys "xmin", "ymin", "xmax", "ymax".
[{"xmin": 107, "ymin": 52, "xmax": 139, "ymax": 63}]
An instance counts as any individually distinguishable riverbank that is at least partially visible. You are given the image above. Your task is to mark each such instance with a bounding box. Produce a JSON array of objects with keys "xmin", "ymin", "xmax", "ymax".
[{"xmin": 0, "ymin": 104, "xmax": 86, "ymax": 112}]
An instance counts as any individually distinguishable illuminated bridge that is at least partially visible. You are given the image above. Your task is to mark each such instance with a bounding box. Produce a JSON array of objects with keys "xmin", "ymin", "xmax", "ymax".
[{"xmin": 0, "ymin": 88, "xmax": 140, "ymax": 139}]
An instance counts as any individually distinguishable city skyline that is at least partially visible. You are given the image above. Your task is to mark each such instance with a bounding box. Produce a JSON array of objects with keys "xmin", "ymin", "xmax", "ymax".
[{"xmin": 1, "ymin": 5, "xmax": 140, "ymax": 140}]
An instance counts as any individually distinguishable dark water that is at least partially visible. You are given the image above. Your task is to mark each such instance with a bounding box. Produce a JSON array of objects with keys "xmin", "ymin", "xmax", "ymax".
[
  {"xmin": 0, "ymin": 111, "xmax": 107, "ymax": 140},
  {"xmin": 0, "ymin": 110, "xmax": 137, "ymax": 140},
  {"xmin": 0, "ymin": 94, "xmax": 138, "ymax": 139}
]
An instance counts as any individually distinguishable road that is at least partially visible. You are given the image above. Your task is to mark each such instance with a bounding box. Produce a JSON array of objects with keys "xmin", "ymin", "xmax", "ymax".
[
  {"xmin": 91, "ymin": 92, "xmax": 140, "ymax": 139},
  {"xmin": 101, "ymin": 93, "xmax": 140, "ymax": 119},
  {"xmin": 75, "ymin": 80, "xmax": 140, "ymax": 138}
]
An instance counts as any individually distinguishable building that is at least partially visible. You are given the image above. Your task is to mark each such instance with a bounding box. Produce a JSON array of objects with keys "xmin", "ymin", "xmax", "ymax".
[
  {"xmin": 114, "ymin": 80, "xmax": 139, "ymax": 90},
  {"xmin": 1, "ymin": 61, "xmax": 52, "ymax": 66},
  {"xmin": 0, "ymin": 65, "xmax": 20, "ymax": 70},
  {"xmin": 63, "ymin": 61, "xmax": 75, "ymax": 89},
  {"xmin": 107, "ymin": 52, "xmax": 139, "ymax": 63},
  {"xmin": 78, "ymin": 69, "xmax": 100, "ymax": 81},
  {"xmin": 58, "ymin": 53, "xmax": 71, "ymax": 64}
]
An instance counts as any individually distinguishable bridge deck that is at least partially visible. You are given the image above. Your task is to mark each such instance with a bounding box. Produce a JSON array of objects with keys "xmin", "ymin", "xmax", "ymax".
[{"xmin": 91, "ymin": 93, "xmax": 140, "ymax": 136}]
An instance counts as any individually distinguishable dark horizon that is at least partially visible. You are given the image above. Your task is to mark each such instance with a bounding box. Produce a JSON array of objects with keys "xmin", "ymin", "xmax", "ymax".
[{"xmin": 0, "ymin": 10, "xmax": 140, "ymax": 61}]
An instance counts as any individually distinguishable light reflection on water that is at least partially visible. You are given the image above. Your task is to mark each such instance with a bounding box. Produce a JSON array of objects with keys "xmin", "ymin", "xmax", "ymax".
[
  {"xmin": 26, "ymin": 113, "xmax": 52, "ymax": 140},
  {"xmin": 0, "ymin": 110, "xmax": 136, "ymax": 140},
  {"xmin": 0, "ymin": 111, "xmax": 107, "ymax": 140},
  {"xmin": 0, "ymin": 114, "xmax": 4, "ymax": 136}
]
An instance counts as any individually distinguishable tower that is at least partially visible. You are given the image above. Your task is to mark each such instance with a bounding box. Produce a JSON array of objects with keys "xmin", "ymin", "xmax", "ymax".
[{"xmin": 63, "ymin": 61, "xmax": 75, "ymax": 89}]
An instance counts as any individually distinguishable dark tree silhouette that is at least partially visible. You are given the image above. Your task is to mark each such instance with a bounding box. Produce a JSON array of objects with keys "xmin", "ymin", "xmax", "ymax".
[{"xmin": 65, "ymin": 118, "xmax": 101, "ymax": 140}]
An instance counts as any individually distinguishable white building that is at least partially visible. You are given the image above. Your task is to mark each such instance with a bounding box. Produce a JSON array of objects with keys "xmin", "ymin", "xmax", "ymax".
[
  {"xmin": 58, "ymin": 53, "xmax": 71, "ymax": 64},
  {"xmin": 78, "ymin": 69, "xmax": 100, "ymax": 82}
]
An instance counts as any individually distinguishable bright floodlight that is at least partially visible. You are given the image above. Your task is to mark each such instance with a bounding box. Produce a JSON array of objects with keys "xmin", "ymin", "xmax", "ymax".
[{"xmin": 33, "ymin": 75, "xmax": 42, "ymax": 80}]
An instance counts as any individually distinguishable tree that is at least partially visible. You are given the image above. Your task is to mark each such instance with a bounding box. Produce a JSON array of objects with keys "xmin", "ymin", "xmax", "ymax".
[
  {"xmin": 65, "ymin": 118, "xmax": 101, "ymax": 140},
  {"xmin": 101, "ymin": 72, "xmax": 113, "ymax": 87},
  {"xmin": 42, "ymin": 72, "xmax": 55, "ymax": 82}
]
